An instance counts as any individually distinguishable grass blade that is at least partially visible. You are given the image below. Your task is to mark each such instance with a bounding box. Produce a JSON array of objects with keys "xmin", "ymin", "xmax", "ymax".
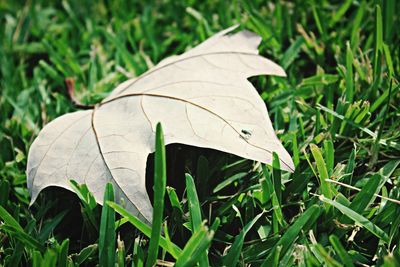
[
  {"xmin": 319, "ymin": 195, "xmax": 389, "ymax": 243},
  {"xmin": 72, "ymin": 244, "xmax": 98, "ymax": 265},
  {"xmin": 345, "ymin": 41, "xmax": 354, "ymax": 103},
  {"xmin": 69, "ymin": 180, "xmax": 98, "ymax": 232},
  {"xmin": 0, "ymin": 205, "xmax": 24, "ymax": 232},
  {"xmin": 310, "ymin": 144, "xmax": 333, "ymax": 199},
  {"xmin": 272, "ymin": 152, "xmax": 282, "ymax": 204},
  {"xmin": 108, "ymin": 202, "xmax": 182, "ymax": 259},
  {"xmin": 99, "ymin": 183, "xmax": 116, "ymax": 267},
  {"xmin": 262, "ymin": 205, "xmax": 321, "ymax": 264},
  {"xmin": 262, "ymin": 164, "xmax": 285, "ymax": 233},
  {"xmin": 175, "ymin": 224, "xmax": 215, "ymax": 267},
  {"xmin": 323, "ymin": 139, "xmax": 334, "ymax": 177},
  {"xmin": 58, "ymin": 239, "xmax": 70, "ymax": 267},
  {"xmin": 348, "ymin": 174, "xmax": 382, "ymax": 214},
  {"xmin": 0, "ymin": 225, "xmax": 45, "ymax": 252},
  {"xmin": 167, "ymin": 186, "xmax": 183, "ymax": 214},
  {"xmin": 223, "ymin": 212, "xmax": 263, "ymax": 266},
  {"xmin": 312, "ymin": 243, "xmax": 342, "ymax": 267},
  {"xmin": 329, "ymin": 235, "xmax": 354, "ymax": 267},
  {"xmin": 146, "ymin": 123, "xmax": 167, "ymax": 267},
  {"xmin": 185, "ymin": 173, "xmax": 208, "ymax": 267},
  {"xmin": 0, "ymin": 206, "xmax": 45, "ymax": 252},
  {"xmin": 213, "ymin": 172, "xmax": 247, "ymax": 193}
]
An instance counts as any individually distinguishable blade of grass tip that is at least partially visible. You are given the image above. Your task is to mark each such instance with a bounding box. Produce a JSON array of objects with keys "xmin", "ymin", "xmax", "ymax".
[
  {"xmin": 146, "ymin": 123, "xmax": 167, "ymax": 267},
  {"xmin": 319, "ymin": 195, "xmax": 389, "ymax": 243},
  {"xmin": 99, "ymin": 183, "xmax": 116, "ymax": 267},
  {"xmin": 262, "ymin": 205, "xmax": 321, "ymax": 265},
  {"xmin": 223, "ymin": 212, "xmax": 263, "ymax": 266},
  {"xmin": 210, "ymin": 217, "xmax": 221, "ymax": 232},
  {"xmin": 329, "ymin": 235, "xmax": 355, "ymax": 267},
  {"xmin": 185, "ymin": 173, "xmax": 209, "ymax": 267},
  {"xmin": 310, "ymin": 144, "xmax": 333, "ymax": 200},
  {"xmin": 167, "ymin": 186, "xmax": 183, "ymax": 215},
  {"xmin": 108, "ymin": 202, "xmax": 182, "ymax": 259}
]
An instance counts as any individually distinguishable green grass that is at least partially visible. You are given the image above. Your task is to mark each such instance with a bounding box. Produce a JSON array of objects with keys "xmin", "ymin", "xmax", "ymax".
[{"xmin": 1, "ymin": 0, "xmax": 400, "ymax": 266}]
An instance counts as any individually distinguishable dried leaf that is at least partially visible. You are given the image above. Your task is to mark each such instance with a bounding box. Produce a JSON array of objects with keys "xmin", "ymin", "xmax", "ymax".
[{"xmin": 26, "ymin": 26, "xmax": 294, "ymax": 223}]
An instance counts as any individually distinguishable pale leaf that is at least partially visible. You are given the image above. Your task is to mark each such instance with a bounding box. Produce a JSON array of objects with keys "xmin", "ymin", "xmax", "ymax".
[{"xmin": 27, "ymin": 26, "xmax": 294, "ymax": 224}]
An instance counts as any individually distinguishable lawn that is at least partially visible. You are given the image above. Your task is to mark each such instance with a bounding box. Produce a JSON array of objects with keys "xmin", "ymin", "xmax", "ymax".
[{"xmin": 1, "ymin": 0, "xmax": 399, "ymax": 266}]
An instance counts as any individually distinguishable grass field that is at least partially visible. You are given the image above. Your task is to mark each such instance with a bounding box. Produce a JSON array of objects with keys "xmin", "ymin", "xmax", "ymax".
[{"xmin": 1, "ymin": 0, "xmax": 400, "ymax": 266}]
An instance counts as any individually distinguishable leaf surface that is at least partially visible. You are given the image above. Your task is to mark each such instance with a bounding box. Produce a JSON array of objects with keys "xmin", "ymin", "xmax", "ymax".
[{"xmin": 27, "ymin": 26, "xmax": 294, "ymax": 223}]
